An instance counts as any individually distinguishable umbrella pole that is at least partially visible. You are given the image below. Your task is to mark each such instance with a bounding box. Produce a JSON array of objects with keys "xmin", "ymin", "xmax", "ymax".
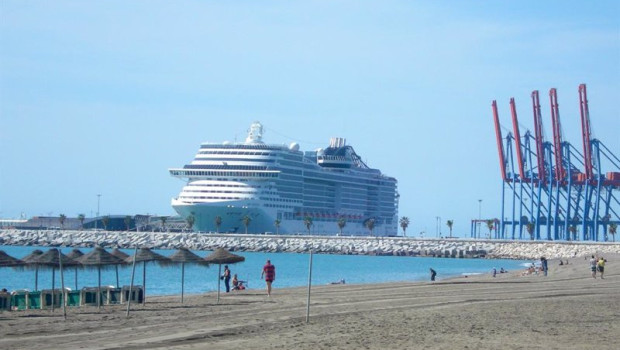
[
  {"xmin": 142, "ymin": 261, "xmax": 146, "ymax": 305},
  {"xmin": 306, "ymin": 250, "xmax": 314, "ymax": 323},
  {"xmin": 35, "ymin": 266, "xmax": 39, "ymax": 291},
  {"xmin": 217, "ymin": 264, "xmax": 221, "ymax": 304},
  {"xmin": 126, "ymin": 247, "xmax": 138, "ymax": 318},
  {"xmin": 115, "ymin": 265, "xmax": 119, "ymax": 288},
  {"xmin": 51, "ymin": 268, "xmax": 55, "ymax": 312},
  {"xmin": 75, "ymin": 266, "xmax": 78, "ymax": 291},
  {"xmin": 181, "ymin": 262, "xmax": 185, "ymax": 303},
  {"xmin": 97, "ymin": 267, "xmax": 101, "ymax": 309},
  {"xmin": 59, "ymin": 250, "xmax": 67, "ymax": 320}
]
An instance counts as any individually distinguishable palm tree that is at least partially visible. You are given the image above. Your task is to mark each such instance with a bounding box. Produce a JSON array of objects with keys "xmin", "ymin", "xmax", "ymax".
[
  {"xmin": 77, "ymin": 214, "xmax": 85, "ymax": 230},
  {"xmin": 58, "ymin": 214, "xmax": 66, "ymax": 229},
  {"xmin": 102, "ymin": 216, "xmax": 110, "ymax": 231},
  {"xmin": 485, "ymin": 220, "xmax": 494, "ymax": 239},
  {"xmin": 365, "ymin": 218, "xmax": 375, "ymax": 236},
  {"xmin": 399, "ymin": 217, "xmax": 409, "ymax": 237},
  {"xmin": 446, "ymin": 220, "xmax": 454, "ymax": 238},
  {"xmin": 160, "ymin": 216, "xmax": 167, "ymax": 231},
  {"xmin": 274, "ymin": 219, "xmax": 281, "ymax": 234},
  {"xmin": 124, "ymin": 215, "xmax": 132, "ymax": 231},
  {"xmin": 304, "ymin": 216, "xmax": 313, "ymax": 235},
  {"xmin": 214, "ymin": 216, "xmax": 222, "ymax": 233},
  {"xmin": 568, "ymin": 225, "xmax": 577, "ymax": 241},
  {"xmin": 186, "ymin": 214, "xmax": 195, "ymax": 232},
  {"xmin": 526, "ymin": 222, "xmax": 535, "ymax": 240},
  {"xmin": 337, "ymin": 217, "xmax": 346, "ymax": 236},
  {"xmin": 242, "ymin": 215, "xmax": 251, "ymax": 234},
  {"xmin": 609, "ymin": 223, "xmax": 618, "ymax": 242}
]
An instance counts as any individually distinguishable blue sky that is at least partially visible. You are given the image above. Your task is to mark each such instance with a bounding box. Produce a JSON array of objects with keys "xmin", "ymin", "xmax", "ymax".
[{"xmin": 1, "ymin": 1, "xmax": 619, "ymax": 237}]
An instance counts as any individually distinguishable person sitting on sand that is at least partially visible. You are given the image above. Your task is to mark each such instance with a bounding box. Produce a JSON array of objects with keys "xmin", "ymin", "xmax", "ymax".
[
  {"xmin": 330, "ymin": 278, "xmax": 346, "ymax": 285},
  {"xmin": 232, "ymin": 274, "xmax": 246, "ymax": 291}
]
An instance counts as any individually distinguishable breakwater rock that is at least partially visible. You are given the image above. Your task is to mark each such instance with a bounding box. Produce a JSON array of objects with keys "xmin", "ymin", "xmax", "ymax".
[{"xmin": 1, "ymin": 229, "xmax": 618, "ymax": 260}]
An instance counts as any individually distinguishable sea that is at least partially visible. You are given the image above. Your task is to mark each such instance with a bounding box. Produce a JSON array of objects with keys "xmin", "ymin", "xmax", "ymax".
[{"xmin": 1, "ymin": 245, "xmax": 531, "ymax": 296}]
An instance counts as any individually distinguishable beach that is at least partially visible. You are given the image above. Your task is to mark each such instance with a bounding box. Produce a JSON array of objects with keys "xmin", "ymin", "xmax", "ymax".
[{"xmin": 1, "ymin": 254, "xmax": 618, "ymax": 350}]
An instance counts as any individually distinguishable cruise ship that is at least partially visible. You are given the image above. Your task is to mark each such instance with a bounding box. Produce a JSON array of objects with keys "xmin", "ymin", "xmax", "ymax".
[{"xmin": 169, "ymin": 122, "xmax": 399, "ymax": 236}]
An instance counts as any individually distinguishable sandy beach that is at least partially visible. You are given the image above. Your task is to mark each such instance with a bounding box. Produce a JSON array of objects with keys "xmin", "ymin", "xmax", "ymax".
[{"xmin": 1, "ymin": 254, "xmax": 619, "ymax": 350}]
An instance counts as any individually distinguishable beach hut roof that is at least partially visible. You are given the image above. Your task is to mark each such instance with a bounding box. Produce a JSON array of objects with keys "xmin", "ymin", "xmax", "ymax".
[
  {"xmin": 169, "ymin": 247, "xmax": 209, "ymax": 265},
  {"xmin": 77, "ymin": 246, "xmax": 126, "ymax": 266},
  {"xmin": 66, "ymin": 249, "xmax": 84, "ymax": 260},
  {"xmin": 21, "ymin": 249, "xmax": 44, "ymax": 263},
  {"xmin": 127, "ymin": 247, "xmax": 170, "ymax": 263},
  {"xmin": 0, "ymin": 250, "xmax": 24, "ymax": 267},
  {"xmin": 110, "ymin": 248, "xmax": 130, "ymax": 260},
  {"xmin": 29, "ymin": 248, "xmax": 79, "ymax": 266},
  {"xmin": 204, "ymin": 248, "xmax": 245, "ymax": 265}
]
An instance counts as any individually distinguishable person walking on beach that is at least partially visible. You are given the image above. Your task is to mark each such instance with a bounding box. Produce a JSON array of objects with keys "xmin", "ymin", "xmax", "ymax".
[
  {"xmin": 261, "ymin": 259, "xmax": 276, "ymax": 296},
  {"xmin": 590, "ymin": 255, "xmax": 597, "ymax": 278},
  {"xmin": 540, "ymin": 257, "xmax": 548, "ymax": 277},
  {"xmin": 430, "ymin": 268, "xmax": 437, "ymax": 281},
  {"xmin": 597, "ymin": 257, "xmax": 606, "ymax": 279},
  {"xmin": 222, "ymin": 265, "xmax": 231, "ymax": 293}
]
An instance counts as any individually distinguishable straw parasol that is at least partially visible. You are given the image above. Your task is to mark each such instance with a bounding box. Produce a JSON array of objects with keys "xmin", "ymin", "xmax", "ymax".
[
  {"xmin": 168, "ymin": 247, "xmax": 210, "ymax": 303},
  {"xmin": 125, "ymin": 248, "xmax": 170, "ymax": 304},
  {"xmin": 77, "ymin": 247, "xmax": 126, "ymax": 308},
  {"xmin": 203, "ymin": 248, "xmax": 245, "ymax": 303},
  {"xmin": 29, "ymin": 249, "xmax": 79, "ymax": 312},
  {"xmin": 0, "ymin": 250, "xmax": 24, "ymax": 267},
  {"xmin": 21, "ymin": 249, "xmax": 44, "ymax": 291},
  {"xmin": 110, "ymin": 249, "xmax": 130, "ymax": 288},
  {"xmin": 66, "ymin": 249, "xmax": 84, "ymax": 291}
]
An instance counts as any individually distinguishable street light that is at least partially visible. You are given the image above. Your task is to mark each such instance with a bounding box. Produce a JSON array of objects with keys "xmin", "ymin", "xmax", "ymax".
[
  {"xmin": 95, "ymin": 194, "xmax": 101, "ymax": 230},
  {"xmin": 436, "ymin": 216, "xmax": 442, "ymax": 238},
  {"xmin": 478, "ymin": 199, "xmax": 482, "ymax": 238}
]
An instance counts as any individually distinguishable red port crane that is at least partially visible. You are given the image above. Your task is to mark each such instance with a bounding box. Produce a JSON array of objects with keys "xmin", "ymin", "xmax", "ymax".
[
  {"xmin": 510, "ymin": 98, "xmax": 527, "ymax": 181},
  {"xmin": 549, "ymin": 88, "xmax": 566, "ymax": 182},
  {"xmin": 492, "ymin": 100, "xmax": 508, "ymax": 182},
  {"xmin": 531, "ymin": 91, "xmax": 547, "ymax": 184}
]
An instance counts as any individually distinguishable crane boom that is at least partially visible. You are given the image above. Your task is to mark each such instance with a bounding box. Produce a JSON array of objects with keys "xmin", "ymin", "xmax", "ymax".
[
  {"xmin": 531, "ymin": 90, "xmax": 547, "ymax": 184},
  {"xmin": 510, "ymin": 98, "xmax": 526, "ymax": 180},
  {"xmin": 492, "ymin": 100, "xmax": 508, "ymax": 181},
  {"xmin": 579, "ymin": 83, "xmax": 594, "ymax": 180},
  {"xmin": 549, "ymin": 88, "xmax": 565, "ymax": 182}
]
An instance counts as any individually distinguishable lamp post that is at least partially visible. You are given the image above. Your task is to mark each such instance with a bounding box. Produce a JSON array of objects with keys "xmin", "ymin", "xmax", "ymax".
[
  {"xmin": 95, "ymin": 194, "xmax": 101, "ymax": 230},
  {"xmin": 478, "ymin": 199, "xmax": 482, "ymax": 238},
  {"xmin": 436, "ymin": 216, "xmax": 441, "ymax": 238}
]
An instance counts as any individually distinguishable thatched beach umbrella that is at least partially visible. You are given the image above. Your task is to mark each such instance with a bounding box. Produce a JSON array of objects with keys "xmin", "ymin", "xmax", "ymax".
[
  {"xmin": 110, "ymin": 249, "xmax": 130, "ymax": 288},
  {"xmin": 29, "ymin": 249, "xmax": 78, "ymax": 312},
  {"xmin": 77, "ymin": 247, "xmax": 126, "ymax": 308},
  {"xmin": 168, "ymin": 247, "xmax": 210, "ymax": 303},
  {"xmin": 21, "ymin": 249, "xmax": 44, "ymax": 291},
  {"xmin": 1, "ymin": 251, "xmax": 24, "ymax": 289},
  {"xmin": 66, "ymin": 249, "xmax": 84, "ymax": 291},
  {"xmin": 0, "ymin": 250, "xmax": 24, "ymax": 267},
  {"xmin": 203, "ymin": 248, "xmax": 245, "ymax": 303},
  {"xmin": 126, "ymin": 248, "xmax": 170, "ymax": 304}
]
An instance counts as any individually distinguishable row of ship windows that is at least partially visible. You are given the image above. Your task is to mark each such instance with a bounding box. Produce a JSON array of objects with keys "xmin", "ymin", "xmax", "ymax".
[{"xmin": 172, "ymin": 170, "xmax": 278, "ymax": 178}]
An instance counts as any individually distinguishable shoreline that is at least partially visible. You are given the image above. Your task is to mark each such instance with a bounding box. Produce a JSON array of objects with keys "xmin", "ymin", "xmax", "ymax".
[
  {"xmin": 1, "ymin": 253, "xmax": 618, "ymax": 349},
  {"xmin": 2, "ymin": 228, "xmax": 619, "ymax": 260}
]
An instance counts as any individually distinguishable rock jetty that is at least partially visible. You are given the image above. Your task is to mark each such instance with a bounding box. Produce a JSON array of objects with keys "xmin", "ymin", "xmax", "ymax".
[{"xmin": 1, "ymin": 229, "xmax": 618, "ymax": 260}]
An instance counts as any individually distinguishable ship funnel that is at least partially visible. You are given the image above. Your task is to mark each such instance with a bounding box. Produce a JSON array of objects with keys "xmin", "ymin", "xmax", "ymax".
[{"xmin": 329, "ymin": 137, "xmax": 346, "ymax": 148}]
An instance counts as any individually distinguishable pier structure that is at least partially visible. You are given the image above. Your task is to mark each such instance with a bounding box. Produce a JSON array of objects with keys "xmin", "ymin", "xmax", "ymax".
[{"xmin": 482, "ymin": 84, "xmax": 619, "ymax": 241}]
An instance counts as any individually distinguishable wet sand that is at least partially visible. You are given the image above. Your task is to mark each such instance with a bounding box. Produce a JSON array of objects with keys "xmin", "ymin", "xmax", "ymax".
[{"xmin": 1, "ymin": 255, "xmax": 619, "ymax": 350}]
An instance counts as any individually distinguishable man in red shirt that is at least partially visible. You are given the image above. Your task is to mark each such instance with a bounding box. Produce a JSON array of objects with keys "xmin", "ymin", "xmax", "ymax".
[{"xmin": 261, "ymin": 259, "xmax": 276, "ymax": 297}]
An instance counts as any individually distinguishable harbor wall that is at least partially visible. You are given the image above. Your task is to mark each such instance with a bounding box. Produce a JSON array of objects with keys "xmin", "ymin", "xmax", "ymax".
[{"xmin": 1, "ymin": 229, "xmax": 619, "ymax": 260}]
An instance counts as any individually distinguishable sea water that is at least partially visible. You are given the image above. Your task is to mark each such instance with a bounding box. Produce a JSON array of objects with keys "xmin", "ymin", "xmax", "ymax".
[{"xmin": 1, "ymin": 245, "xmax": 530, "ymax": 296}]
